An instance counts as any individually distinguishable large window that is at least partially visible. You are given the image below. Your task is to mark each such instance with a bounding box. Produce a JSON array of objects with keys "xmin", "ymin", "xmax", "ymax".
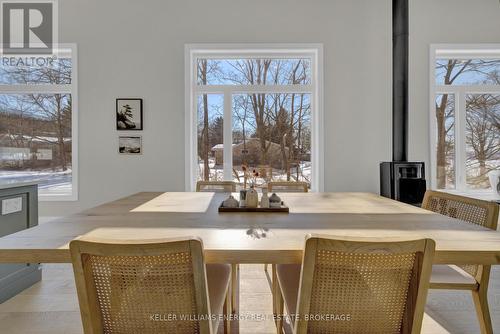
[
  {"xmin": 430, "ymin": 45, "xmax": 500, "ymax": 192},
  {"xmin": 185, "ymin": 45, "xmax": 323, "ymax": 191},
  {"xmin": 0, "ymin": 45, "xmax": 78, "ymax": 200}
]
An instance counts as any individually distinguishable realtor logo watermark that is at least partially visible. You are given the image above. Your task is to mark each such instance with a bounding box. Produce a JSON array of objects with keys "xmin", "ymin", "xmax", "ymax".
[{"xmin": 0, "ymin": 0, "xmax": 57, "ymax": 55}]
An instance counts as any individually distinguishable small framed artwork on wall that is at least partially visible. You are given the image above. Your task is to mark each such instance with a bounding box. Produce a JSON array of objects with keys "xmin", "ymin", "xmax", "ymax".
[
  {"xmin": 119, "ymin": 136, "xmax": 142, "ymax": 155},
  {"xmin": 116, "ymin": 98, "xmax": 143, "ymax": 130}
]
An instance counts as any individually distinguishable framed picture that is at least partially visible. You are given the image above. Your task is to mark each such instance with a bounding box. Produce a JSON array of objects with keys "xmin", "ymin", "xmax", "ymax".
[
  {"xmin": 116, "ymin": 98, "xmax": 143, "ymax": 130},
  {"xmin": 119, "ymin": 136, "xmax": 142, "ymax": 155}
]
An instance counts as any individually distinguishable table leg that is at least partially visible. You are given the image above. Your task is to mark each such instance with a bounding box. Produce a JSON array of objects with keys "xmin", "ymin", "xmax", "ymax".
[
  {"xmin": 272, "ymin": 264, "xmax": 278, "ymax": 324},
  {"xmin": 231, "ymin": 264, "xmax": 239, "ymax": 314}
]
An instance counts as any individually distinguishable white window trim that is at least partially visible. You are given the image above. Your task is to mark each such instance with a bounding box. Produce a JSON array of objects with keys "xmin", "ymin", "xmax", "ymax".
[
  {"xmin": 429, "ymin": 44, "xmax": 500, "ymax": 195},
  {"xmin": 185, "ymin": 44, "xmax": 324, "ymax": 192},
  {"xmin": 0, "ymin": 43, "xmax": 78, "ymax": 201}
]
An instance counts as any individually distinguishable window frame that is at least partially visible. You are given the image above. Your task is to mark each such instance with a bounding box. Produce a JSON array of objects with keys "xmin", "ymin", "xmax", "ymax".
[
  {"xmin": 0, "ymin": 43, "xmax": 78, "ymax": 201},
  {"xmin": 429, "ymin": 44, "xmax": 500, "ymax": 194},
  {"xmin": 185, "ymin": 44, "xmax": 324, "ymax": 192}
]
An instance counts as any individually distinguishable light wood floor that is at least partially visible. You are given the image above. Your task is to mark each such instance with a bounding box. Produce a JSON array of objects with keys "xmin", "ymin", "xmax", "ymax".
[{"xmin": 0, "ymin": 263, "xmax": 498, "ymax": 333}]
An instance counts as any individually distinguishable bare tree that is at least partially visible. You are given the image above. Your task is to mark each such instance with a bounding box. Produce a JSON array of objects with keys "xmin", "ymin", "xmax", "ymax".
[
  {"xmin": 465, "ymin": 94, "xmax": 500, "ymax": 186},
  {"xmin": 435, "ymin": 60, "xmax": 471, "ymax": 188},
  {"xmin": 196, "ymin": 59, "xmax": 221, "ymax": 180},
  {"xmin": 28, "ymin": 94, "xmax": 71, "ymax": 170}
]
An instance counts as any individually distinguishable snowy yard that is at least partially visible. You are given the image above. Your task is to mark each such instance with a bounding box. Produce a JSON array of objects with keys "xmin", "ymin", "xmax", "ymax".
[{"xmin": 0, "ymin": 169, "xmax": 72, "ymax": 192}]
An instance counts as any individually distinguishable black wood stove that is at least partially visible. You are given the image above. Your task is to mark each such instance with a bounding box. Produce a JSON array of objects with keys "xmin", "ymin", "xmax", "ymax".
[{"xmin": 380, "ymin": 162, "xmax": 426, "ymax": 206}]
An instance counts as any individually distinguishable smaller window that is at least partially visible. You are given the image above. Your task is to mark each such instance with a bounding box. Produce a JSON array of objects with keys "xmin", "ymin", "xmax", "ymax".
[
  {"xmin": 435, "ymin": 59, "xmax": 500, "ymax": 86},
  {"xmin": 465, "ymin": 94, "xmax": 500, "ymax": 189},
  {"xmin": 434, "ymin": 94, "xmax": 456, "ymax": 190},
  {"xmin": 197, "ymin": 58, "xmax": 311, "ymax": 86},
  {"xmin": 0, "ymin": 57, "xmax": 72, "ymax": 85}
]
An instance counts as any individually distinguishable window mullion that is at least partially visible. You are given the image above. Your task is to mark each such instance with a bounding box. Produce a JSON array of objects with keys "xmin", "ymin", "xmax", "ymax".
[
  {"xmin": 0, "ymin": 84, "xmax": 72, "ymax": 93},
  {"xmin": 194, "ymin": 84, "xmax": 313, "ymax": 94},
  {"xmin": 223, "ymin": 89, "xmax": 233, "ymax": 182},
  {"xmin": 189, "ymin": 56, "xmax": 197, "ymax": 191}
]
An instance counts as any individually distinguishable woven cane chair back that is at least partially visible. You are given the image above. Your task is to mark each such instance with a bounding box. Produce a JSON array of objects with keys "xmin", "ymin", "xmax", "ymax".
[
  {"xmin": 196, "ymin": 181, "xmax": 236, "ymax": 193},
  {"xmin": 70, "ymin": 237, "xmax": 212, "ymax": 334},
  {"xmin": 294, "ymin": 236, "xmax": 435, "ymax": 334},
  {"xmin": 422, "ymin": 190, "xmax": 499, "ymax": 279}
]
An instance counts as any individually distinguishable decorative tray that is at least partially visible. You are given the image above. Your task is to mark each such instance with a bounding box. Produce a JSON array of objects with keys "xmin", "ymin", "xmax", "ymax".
[{"xmin": 218, "ymin": 203, "xmax": 289, "ymax": 213}]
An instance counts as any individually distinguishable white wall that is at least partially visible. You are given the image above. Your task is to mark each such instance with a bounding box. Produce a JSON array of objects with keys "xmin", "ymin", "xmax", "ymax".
[{"xmin": 40, "ymin": 0, "xmax": 500, "ymax": 217}]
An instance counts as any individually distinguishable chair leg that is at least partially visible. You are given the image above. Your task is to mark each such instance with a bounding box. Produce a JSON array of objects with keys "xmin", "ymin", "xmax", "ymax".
[
  {"xmin": 223, "ymin": 284, "xmax": 231, "ymax": 334},
  {"xmin": 264, "ymin": 263, "xmax": 268, "ymax": 272},
  {"xmin": 472, "ymin": 287, "xmax": 493, "ymax": 334},
  {"xmin": 231, "ymin": 264, "xmax": 239, "ymax": 314},
  {"xmin": 275, "ymin": 284, "xmax": 284, "ymax": 334}
]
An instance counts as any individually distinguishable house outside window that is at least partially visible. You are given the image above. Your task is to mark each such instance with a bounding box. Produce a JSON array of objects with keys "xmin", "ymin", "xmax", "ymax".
[
  {"xmin": 0, "ymin": 44, "xmax": 78, "ymax": 200},
  {"xmin": 185, "ymin": 44, "xmax": 324, "ymax": 191}
]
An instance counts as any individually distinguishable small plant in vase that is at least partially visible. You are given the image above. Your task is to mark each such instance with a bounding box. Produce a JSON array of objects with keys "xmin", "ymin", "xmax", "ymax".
[{"xmin": 241, "ymin": 164, "xmax": 260, "ymax": 189}]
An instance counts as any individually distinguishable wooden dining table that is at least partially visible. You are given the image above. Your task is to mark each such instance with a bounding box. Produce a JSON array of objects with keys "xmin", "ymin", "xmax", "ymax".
[{"xmin": 0, "ymin": 191, "xmax": 500, "ymax": 265}]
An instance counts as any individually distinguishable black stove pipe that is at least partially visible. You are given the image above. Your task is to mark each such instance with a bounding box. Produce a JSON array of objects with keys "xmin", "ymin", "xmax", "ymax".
[{"xmin": 392, "ymin": 0, "xmax": 409, "ymax": 162}]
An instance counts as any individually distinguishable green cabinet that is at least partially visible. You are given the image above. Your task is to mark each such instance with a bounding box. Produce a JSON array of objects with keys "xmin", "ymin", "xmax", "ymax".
[{"xmin": 0, "ymin": 183, "xmax": 41, "ymax": 303}]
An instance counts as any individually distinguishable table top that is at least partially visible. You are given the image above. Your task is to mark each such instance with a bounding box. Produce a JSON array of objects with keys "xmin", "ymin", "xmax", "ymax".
[{"xmin": 1, "ymin": 192, "xmax": 500, "ymax": 265}]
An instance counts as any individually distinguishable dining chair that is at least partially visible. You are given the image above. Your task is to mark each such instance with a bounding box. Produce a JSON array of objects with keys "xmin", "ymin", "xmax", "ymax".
[
  {"xmin": 196, "ymin": 181, "xmax": 236, "ymax": 193},
  {"xmin": 195, "ymin": 180, "xmax": 238, "ymax": 314},
  {"xmin": 422, "ymin": 190, "xmax": 499, "ymax": 334},
  {"xmin": 268, "ymin": 181, "xmax": 308, "ymax": 193},
  {"xmin": 266, "ymin": 181, "xmax": 308, "ymax": 271},
  {"xmin": 274, "ymin": 235, "xmax": 435, "ymax": 334},
  {"xmin": 267, "ymin": 181, "xmax": 309, "ymax": 320},
  {"xmin": 70, "ymin": 237, "xmax": 231, "ymax": 334}
]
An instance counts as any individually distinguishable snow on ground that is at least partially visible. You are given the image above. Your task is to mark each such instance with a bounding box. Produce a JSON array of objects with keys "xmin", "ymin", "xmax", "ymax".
[
  {"xmin": 0, "ymin": 169, "xmax": 72, "ymax": 191},
  {"xmin": 197, "ymin": 159, "xmax": 312, "ymax": 188},
  {"xmin": 0, "ymin": 169, "xmax": 72, "ymax": 177}
]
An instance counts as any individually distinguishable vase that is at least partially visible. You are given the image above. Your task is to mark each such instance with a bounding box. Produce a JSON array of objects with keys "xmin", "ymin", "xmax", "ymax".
[
  {"xmin": 269, "ymin": 193, "xmax": 281, "ymax": 208},
  {"xmin": 223, "ymin": 195, "xmax": 239, "ymax": 208},
  {"xmin": 246, "ymin": 187, "xmax": 259, "ymax": 208},
  {"xmin": 488, "ymin": 170, "xmax": 500, "ymax": 198},
  {"xmin": 260, "ymin": 188, "xmax": 270, "ymax": 208},
  {"xmin": 239, "ymin": 190, "xmax": 247, "ymax": 207}
]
